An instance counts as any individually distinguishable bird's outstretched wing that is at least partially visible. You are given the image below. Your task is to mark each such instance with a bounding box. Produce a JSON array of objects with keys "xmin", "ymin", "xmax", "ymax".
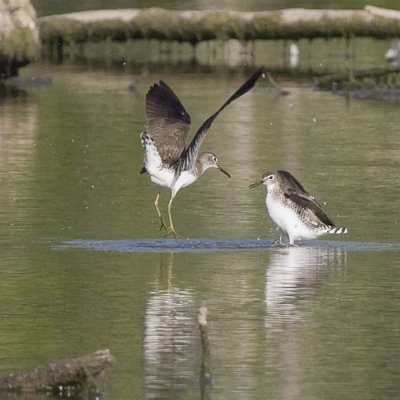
[
  {"xmin": 146, "ymin": 80, "xmax": 191, "ymax": 164},
  {"xmin": 178, "ymin": 67, "xmax": 265, "ymax": 172}
]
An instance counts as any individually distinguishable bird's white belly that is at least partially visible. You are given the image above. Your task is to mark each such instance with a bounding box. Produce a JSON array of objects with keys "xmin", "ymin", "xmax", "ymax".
[
  {"xmin": 148, "ymin": 166, "xmax": 175, "ymax": 188},
  {"xmin": 143, "ymin": 138, "xmax": 174, "ymax": 188},
  {"xmin": 141, "ymin": 133, "xmax": 200, "ymax": 196},
  {"xmin": 144, "ymin": 145, "xmax": 196, "ymax": 194},
  {"xmin": 266, "ymin": 197, "xmax": 317, "ymax": 241},
  {"xmin": 173, "ymin": 170, "xmax": 197, "ymax": 193}
]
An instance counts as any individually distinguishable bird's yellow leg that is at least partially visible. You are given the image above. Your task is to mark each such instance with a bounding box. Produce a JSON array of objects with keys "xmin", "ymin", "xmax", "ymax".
[
  {"xmin": 154, "ymin": 193, "xmax": 167, "ymax": 231},
  {"xmin": 165, "ymin": 196, "xmax": 177, "ymax": 238}
]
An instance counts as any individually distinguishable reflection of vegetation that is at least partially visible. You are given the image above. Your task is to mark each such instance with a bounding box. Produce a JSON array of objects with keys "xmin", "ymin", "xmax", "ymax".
[
  {"xmin": 39, "ymin": 35, "xmax": 392, "ymax": 81},
  {"xmin": 1, "ymin": 24, "xmax": 39, "ymax": 77},
  {"xmin": 1, "ymin": 28, "xmax": 38, "ymax": 62},
  {"xmin": 0, "ymin": 0, "xmax": 40, "ymax": 77}
]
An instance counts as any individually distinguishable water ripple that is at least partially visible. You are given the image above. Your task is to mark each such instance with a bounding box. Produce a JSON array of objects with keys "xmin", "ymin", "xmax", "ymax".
[{"xmin": 51, "ymin": 239, "xmax": 400, "ymax": 253}]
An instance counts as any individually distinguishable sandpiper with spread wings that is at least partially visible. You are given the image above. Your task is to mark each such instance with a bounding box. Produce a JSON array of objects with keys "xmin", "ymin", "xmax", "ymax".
[
  {"xmin": 140, "ymin": 68, "xmax": 264, "ymax": 237},
  {"xmin": 249, "ymin": 170, "xmax": 348, "ymax": 245}
]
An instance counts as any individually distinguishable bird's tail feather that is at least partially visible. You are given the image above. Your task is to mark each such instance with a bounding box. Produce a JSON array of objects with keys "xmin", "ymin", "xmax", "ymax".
[{"xmin": 325, "ymin": 226, "xmax": 348, "ymax": 235}]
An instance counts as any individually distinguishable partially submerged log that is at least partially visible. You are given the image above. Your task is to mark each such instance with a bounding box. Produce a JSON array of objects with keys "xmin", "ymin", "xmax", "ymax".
[
  {"xmin": 365, "ymin": 5, "xmax": 400, "ymax": 21},
  {"xmin": 38, "ymin": 6, "xmax": 400, "ymax": 51},
  {"xmin": 314, "ymin": 67, "xmax": 400, "ymax": 100},
  {"xmin": 0, "ymin": 349, "xmax": 114, "ymax": 396}
]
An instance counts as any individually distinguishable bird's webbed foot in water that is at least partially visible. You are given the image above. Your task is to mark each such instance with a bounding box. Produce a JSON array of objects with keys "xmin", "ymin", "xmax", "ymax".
[
  {"xmin": 271, "ymin": 234, "xmax": 289, "ymax": 248},
  {"xmin": 272, "ymin": 239, "xmax": 286, "ymax": 248}
]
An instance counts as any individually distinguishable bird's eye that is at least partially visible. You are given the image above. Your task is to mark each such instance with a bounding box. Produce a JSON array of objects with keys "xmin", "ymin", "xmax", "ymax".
[
  {"xmin": 268, "ymin": 175, "xmax": 274, "ymax": 180},
  {"xmin": 213, "ymin": 156, "xmax": 217, "ymax": 162}
]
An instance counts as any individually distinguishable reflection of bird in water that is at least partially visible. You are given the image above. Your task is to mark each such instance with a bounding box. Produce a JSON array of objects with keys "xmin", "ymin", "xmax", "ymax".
[
  {"xmin": 265, "ymin": 246, "xmax": 346, "ymax": 329},
  {"xmin": 143, "ymin": 253, "xmax": 197, "ymax": 399},
  {"xmin": 264, "ymin": 245, "xmax": 346, "ymax": 397},
  {"xmin": 139, "ymin": 68, "xmax": 264, "ymax": 237},
  {"xmin": 385, "ymin": 41, "xmax": 400, "ymax": 67},
  {"xmin": 249, "ymin": 170, "xmax": 348, "ymax": 245},
  {"xmin": 289, "ymin": 43, "xmax": 299, "ymax": 68}
]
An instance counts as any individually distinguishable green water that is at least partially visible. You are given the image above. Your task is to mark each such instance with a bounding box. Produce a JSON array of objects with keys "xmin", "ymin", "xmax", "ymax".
[{"xmin": 1, "ymin": 57, "xmax": 400, "ymax": 400}]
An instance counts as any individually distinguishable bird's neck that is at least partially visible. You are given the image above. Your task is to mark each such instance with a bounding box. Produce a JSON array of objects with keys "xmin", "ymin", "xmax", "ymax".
[
  {"xmin": 195, "ymin": 158, "xmax": 207, "ymax": 176},
  {"xmin": 268, "ymin": 185, "xmax": 283, "ymax": 201}
]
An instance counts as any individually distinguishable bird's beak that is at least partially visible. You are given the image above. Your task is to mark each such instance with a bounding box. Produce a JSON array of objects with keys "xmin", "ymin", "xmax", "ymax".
[
  {"xmin": 218, "ymin": 165, "xmax": 231, "ymax": 178},
  {"xmin": 248, "ymin": 180, "xmax": 263, "ymax": 189}
]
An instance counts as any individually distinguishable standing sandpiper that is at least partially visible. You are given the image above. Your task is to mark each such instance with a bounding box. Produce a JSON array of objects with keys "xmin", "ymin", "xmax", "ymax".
[
  {"xmin": 249, "ymin": 170, "xmax": 348, "ymax": 245},
  {"xmin": 140, "ymin": 67, "xmax": 264, "ymax": 237}
]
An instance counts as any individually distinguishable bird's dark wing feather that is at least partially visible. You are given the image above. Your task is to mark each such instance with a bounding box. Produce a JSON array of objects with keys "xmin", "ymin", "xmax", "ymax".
[
  {"xmin": 178, "ymin": 67, "xmax": 265, "ymax": 172},
  {"xmin": 278, "ymin": 170, "xmax": 308, "ymax": 193},
  {"xmin": 146, "ymin": 80, "xmax": 191, "ymax": 164},
  {"xmin": 284, "ymin": 191, "xmax": 335, "ymax": 226}
]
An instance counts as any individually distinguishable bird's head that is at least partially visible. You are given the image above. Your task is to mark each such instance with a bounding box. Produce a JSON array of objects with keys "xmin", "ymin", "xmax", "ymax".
[
  {"xmin": 249, "ymin": 171, "xmax": 279, "ymax": 189},
  {"xmin": 198, "ymin": 152, "xmax": 231, "ymax": 178}
]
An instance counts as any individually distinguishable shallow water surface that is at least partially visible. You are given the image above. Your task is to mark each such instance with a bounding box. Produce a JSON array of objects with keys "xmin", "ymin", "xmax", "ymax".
[
  {"xmin": 53, "ymin": 238, "xmax": 400, "ymax": 252},
  {"xmin": 0, "ymin": 61, "xmax": 399, "ymax": 399}
]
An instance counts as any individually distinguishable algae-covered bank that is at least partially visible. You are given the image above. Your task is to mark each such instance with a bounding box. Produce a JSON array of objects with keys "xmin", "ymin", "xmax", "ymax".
[{"xmin": 0, "ymin": 0, "xmax": 40, "ymax": 78}]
